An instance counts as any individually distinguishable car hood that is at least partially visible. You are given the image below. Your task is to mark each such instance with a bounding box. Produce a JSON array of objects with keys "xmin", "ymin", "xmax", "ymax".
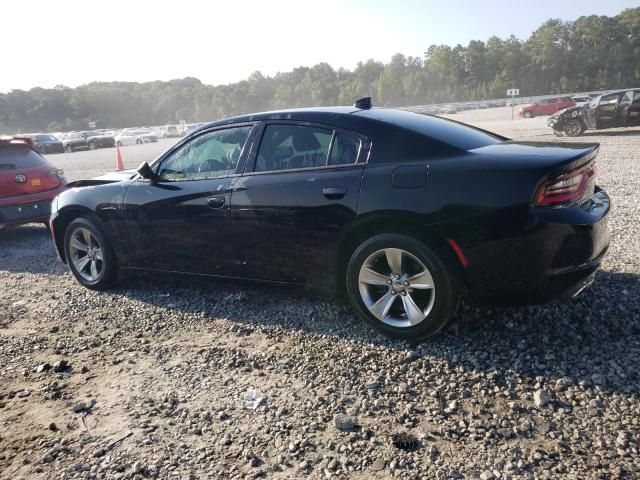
[
  {"xmin": 65, "ymin": 169, "xmax": 137, "ymax": 188},
  {"xmin": 552, "ymin": 105, "xmax": 585, "ymax": 119}
]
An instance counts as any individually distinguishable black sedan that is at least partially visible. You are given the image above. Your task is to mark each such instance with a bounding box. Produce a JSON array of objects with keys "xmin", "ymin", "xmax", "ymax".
[
  {"xmin": 23, "ymin": 133, "xmax": 64, "ymax": 154},
  {"xmin": 50, "ymin": 100, "xmax": 610, "ymax": 340},
  {"xmin": 548, "ymin": 88, "xmax": 640, "ymax": 136}
]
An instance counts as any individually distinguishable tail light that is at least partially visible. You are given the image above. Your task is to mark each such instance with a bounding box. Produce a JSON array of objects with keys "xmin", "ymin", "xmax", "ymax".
[
  {"xmin": 534, "ymin": 161, "xmax": 595, "ymax": 207},
  {"xmin": 47, "ymin": 168, "xmax": 65, "ymax": 181}
]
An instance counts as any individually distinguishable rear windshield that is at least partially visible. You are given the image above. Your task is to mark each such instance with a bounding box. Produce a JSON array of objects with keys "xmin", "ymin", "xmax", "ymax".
[
  {"xmin": 0, "ymin": 146, "xmax": 46, "ymax": 170},
  {"xmin": 361, "ymin": 109, "xmax": 503, "ymax": 151},
  {"xmin": 35, "ymin": 134, "xmax": 58, "ymax": 141}
]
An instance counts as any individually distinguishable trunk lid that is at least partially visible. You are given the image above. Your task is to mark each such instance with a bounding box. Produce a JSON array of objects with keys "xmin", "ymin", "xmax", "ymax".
[{"xmin": 469, "ymin": 140, "xmax": 599, "ymax": 171}]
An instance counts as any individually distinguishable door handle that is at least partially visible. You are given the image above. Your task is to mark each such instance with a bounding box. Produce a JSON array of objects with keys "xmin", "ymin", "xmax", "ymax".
[
  {"xmin": 322, "ymin": 187, "xmax": 347, "ymax": 200},
  {"xmin": 207, "ymin": 196, "xmax": 225, "ymax": 209}
]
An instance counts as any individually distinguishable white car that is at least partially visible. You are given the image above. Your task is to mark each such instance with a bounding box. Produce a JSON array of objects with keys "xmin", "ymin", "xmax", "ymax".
[
  {"xmin": 115, "ymin": 129, "xmax": 158, "ymax": 146},
  {"xmin": 571, "ymin": 96, "xmax": 592, "ymax": 107}
]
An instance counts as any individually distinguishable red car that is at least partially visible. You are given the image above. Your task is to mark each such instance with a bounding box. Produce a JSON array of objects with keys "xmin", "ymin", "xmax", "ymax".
[
  {"xmin": 0, "ymin": 137, "xmax": 66, "ymax": 229},
  {"xmin": 520, "ymin": 96, "xmax": 576, "ymax": 118}
]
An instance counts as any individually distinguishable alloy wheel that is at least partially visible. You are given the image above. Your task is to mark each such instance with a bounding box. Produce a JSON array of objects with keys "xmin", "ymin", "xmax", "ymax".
[
  {"xmin": 68, "ymin": 227, "xmax": 104, "ymax": 282},
  {"xmin": 358, "ymin": 248, "xmax": 436, "ymax": 328},
  {"xmin": 565, "ymin": 120, "xmax": 582, "ymax": 136}
]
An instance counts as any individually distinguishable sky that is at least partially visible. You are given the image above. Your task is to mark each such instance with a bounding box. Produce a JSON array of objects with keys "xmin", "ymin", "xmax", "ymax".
[{"xmin": 0, "ymin": 0, "xmax": 636, "ymax": 92}]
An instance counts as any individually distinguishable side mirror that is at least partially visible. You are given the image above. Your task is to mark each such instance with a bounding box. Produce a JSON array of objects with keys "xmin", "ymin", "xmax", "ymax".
[{"xmin": 137, "ymin": 161, "xmax": 157, "ymax": 181}]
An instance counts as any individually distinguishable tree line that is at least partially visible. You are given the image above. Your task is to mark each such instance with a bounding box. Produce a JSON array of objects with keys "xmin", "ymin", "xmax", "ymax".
[{"xmin": 1, "ymin": 8, "xmax": 638, "ymax": 133}]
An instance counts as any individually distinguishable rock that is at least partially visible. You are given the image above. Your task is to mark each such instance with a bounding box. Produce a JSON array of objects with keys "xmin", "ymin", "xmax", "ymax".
[
  {"xmin": 534, "ymin": 388, "xmax": 552, "ymax": 407},
  {"xmin": 80, "ymin": 365, "xmax": 89, "ymax": 374},
  {"xmin": 17, "ymin": 389, "xmax": 31, "ymax": 398},
  {"xmin": 480, "ymin": 470, "xmax": 495, "ymax": 480},
  {"xmin": 34, "ymin": 363, "xmax": 51, "ymax": 373},
  {"xmin": 48, "ymin": 422, "xmax": 58, "ymax": 431},
  {"xmin": 371, "ymin": 458, "xmax": 386, "ymax": 471},
  {"xmin": 132, "ymin": 461, "xmax": 144, "ymax": 473},
  {"xmin": 52, "ymin": 360, "xmax": 68, "ymax": 373},
  {"xmin": 72, "ymin": 399, "xmax": 95, "ymax": 413},
  {"xmin": 333, "ymin": 414, "xmax": 357, "ymax": 431},
  {"xmin": 49, "ymin": 325, "xmax": 60, "ymax": 333},
  {"xmin": 405, "ymin": 350, "xmax": 419, "ymax": 362},
  {"xmin": 299, "ymin": 460, "xmax": 309, "ymax": 470}
]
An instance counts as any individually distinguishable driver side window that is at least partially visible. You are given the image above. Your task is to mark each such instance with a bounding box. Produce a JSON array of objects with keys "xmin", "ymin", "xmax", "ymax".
[{"xmin": 158, "ymin": 126, "xmax": 252, "ymax": 181}]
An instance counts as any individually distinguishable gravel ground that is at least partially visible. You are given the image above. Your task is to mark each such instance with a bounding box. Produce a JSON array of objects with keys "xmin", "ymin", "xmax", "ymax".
[{"xmin": 1, "ymin": 108, "xmax": 639, "ymax": 479}]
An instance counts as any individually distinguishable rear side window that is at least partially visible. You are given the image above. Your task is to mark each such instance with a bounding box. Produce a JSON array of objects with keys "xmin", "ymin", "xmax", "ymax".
[
  {"xmin": 0, "ymin": 146, "xmax": 45, "ymax": 170},
  {"xmin": 255, "ymin": 125, "xmax": 333, "ymax": 172},
  {"xmin": 329, "ymin": 132, "xmax": 361, "ymax": 166}
]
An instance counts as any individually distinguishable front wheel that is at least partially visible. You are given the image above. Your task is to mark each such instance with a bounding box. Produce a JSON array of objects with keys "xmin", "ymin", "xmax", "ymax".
[
  {"xmin": 88, "ymin": 142, "xmax": 97, "ymax": 150},
  {"xmin": 64, "ymin": 217, "xmax": 118, "ymax": 289},
  {"xmin": 564, "ymin": 119, "xmax": 585, "ymax": 137},
  {"xmin": 65, "ymin": 145, "xmax": 73, "ymax": 153},
  {"xmin": 346, "ymin": 234, "xmax": 460, "ymax": 340},
  {"xmin": 523, "ymin": 111, "xmax": 533, "ymax": 118}
]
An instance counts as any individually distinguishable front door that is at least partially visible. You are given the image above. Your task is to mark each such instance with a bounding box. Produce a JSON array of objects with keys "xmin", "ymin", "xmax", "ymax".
[
  {"xmin": 122, "ymin": 124, "xmax": 255, "ymax": 276},
  {"xmin": 231, "ymin": 122, "xmax": 367, "ymax": 286},
  {"xmin": 594, "ymin": 92, "xmax": 624, "ymax": 129}
]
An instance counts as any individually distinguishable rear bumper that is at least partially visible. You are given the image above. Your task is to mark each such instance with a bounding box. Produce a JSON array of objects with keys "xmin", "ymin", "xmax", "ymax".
[
  {"xmin": 0, "ymin": 185, "xmax": 66, "ymax": 229},
  {"xmin": 461, "ymin": 188, "xmax": 611, "ymax": 305}
]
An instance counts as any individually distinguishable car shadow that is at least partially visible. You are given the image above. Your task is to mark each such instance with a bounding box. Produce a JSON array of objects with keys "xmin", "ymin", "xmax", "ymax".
[
  {"xmin": 112, "ymin": 268, "xmax": 639, "ymax": 396},
  {"xmin": 581, "ymin": 128, "xmax": 640, "ymax": 137},
  {"xmin": 0, "ymin": 223, "xmax": 67, "ymax": 276}
]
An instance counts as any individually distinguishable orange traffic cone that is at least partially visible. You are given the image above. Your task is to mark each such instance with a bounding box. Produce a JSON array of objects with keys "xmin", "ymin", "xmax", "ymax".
[{"xmin": 115, "ymin": 145, "xmax": 124, "ymax": 170}]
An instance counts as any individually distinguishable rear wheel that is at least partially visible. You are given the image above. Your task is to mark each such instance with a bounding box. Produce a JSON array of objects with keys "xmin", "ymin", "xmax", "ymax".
[
  {"xmin": 564, "ymin": 119, "xmax": 585, "ymax": 137},
  {"xmin": 88, "ymin": 142, "xmax": 97, "ymax": 150},
  {"xmin": 346, "ymin": 234, "xmax": 459, "ymax": 340},
  {"xmin": 64, "ymin": 217, "xmax": 118, "ymax": 289},
  {"xmin": 65, "ymin": 145, "xmax": 74, "ymax": 153}
]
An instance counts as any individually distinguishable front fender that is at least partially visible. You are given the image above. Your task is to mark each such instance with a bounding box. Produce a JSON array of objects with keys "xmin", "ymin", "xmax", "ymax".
[{"xmin": 50, "ymin": 182, "xmax": 132, "ymax": 263}]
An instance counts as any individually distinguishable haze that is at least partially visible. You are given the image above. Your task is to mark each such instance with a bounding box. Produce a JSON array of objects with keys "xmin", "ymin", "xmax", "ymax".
[{"xmin": 1, "ymin": 0, "xmax": 636, "ymax": 92}]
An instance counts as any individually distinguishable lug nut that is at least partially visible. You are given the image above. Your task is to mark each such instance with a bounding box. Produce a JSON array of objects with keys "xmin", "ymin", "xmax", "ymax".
[
  {"xmin": 387, "ymin": 279, "xmax": 392, "ymax": 284},
  {"xmin": 404, "ymin": 281, "xmax": 409, "ymax": 286},
  {"xmin": 401, "ymin": 291, "xmax": 407, "ymax": 296},
  {"xmin": 391, "ymin": 291, "xmax": 396, "ymax": 295},
  {"xmin": 395, "ymin": 274, "xmax": 400, "ymax": 279}
]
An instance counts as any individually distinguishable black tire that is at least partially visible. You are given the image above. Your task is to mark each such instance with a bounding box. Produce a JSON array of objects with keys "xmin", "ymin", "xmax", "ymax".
[
  {"xmin": 523, "ymin": 111, "xmax": 533, "ymax": 118},
  {"xmin": 116, "ymin": 141, "xmax": 122, "ymax": 147},
  {"xmin": 136, "ymin": 139, "xmax": 142, "ymax": 145},
  {"xmin": 564, "ymin": 119, "xmax": 585, "ymax": 137},
  {"xmin": 63, "ymin": 216, "xmax": 118, "ymax": 290},
  {"xmin": 88, "ymin": 142, "xmax": 97, "ymax": 150},
  {"xmin": 65, "ymin": 144, "xmax": 74, "ymax": 153},
  {"xmin": 346, "ymin": 233, "xmax": 460, "ymax": 341}
]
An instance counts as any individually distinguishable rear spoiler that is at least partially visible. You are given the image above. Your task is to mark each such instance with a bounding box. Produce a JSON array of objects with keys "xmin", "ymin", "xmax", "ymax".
[{"xmin": 0, "ymin": 137, "xmax": 36, "ymax": 149}]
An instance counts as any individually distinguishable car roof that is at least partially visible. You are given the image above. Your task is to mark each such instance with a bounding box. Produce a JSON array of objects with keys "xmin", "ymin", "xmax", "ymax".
[
  {"xmin": 196, "ymin": 105, "xmax": 473, "ymax": 134},
  {"xmin": 193, "ymin": 106, "xmax": 505, "ymax": 151}
]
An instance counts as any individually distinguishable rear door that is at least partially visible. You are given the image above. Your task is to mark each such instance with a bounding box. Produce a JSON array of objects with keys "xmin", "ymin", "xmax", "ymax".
[
  {"xmin": 230, "ymin": 122, "xmax": 368, "ymax": 285},
  {"xmin": 122, "ymin": 124, "xmax": 256, "ymax": 276}
]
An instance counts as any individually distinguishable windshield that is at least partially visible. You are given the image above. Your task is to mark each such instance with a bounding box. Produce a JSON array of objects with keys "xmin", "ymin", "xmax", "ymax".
[{"xmin": 361, "ymin": 109, "xmax": 504, "ymax": 151}]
